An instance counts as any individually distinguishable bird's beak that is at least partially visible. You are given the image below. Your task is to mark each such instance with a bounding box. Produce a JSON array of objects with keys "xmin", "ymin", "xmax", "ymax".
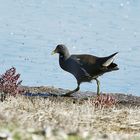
[{"xmin": 51, "ymin": 50, "xmax": 56, "ymax": 55}]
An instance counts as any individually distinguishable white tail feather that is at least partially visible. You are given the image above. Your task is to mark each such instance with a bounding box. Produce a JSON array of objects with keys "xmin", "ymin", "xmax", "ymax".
[{"xmin": 102, "ymin": 56, "xmax": 115, "ymax": 67}]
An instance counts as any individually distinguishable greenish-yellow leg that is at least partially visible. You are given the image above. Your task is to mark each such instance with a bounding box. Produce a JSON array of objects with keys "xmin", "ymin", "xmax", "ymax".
[
  {"xmin": 95, "ymin": 78, "xmax": 100, "ymax": 96},
  {"xmin": 62, "ymin": 84, "xmax": 80, "ymax": 97}
]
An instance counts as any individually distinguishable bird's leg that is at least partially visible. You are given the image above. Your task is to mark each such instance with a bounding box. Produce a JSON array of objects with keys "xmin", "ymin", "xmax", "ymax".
[
  {"xmin": 49, "ymin": 84, "xmax": 80, "ymax": 97},
  {"xmin": 62, "ymin": 84, "xmax": 80, "ymax": 97},
  {"xmin": 95, "ymin": 78, "xmax": 100, "ymax": 96}
]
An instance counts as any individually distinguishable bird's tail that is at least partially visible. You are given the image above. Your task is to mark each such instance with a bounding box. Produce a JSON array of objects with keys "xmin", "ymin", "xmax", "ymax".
[
  {"xmin": 102, "ymin": 52, "xmax": 118, "ymax": 67},
  {"xmin": 107, "ymin": 63, "xmax": 119, "ymax": 71},
  {"xmin": 101, "ymin": 52, "xmax": 119, "ymax": 72}
]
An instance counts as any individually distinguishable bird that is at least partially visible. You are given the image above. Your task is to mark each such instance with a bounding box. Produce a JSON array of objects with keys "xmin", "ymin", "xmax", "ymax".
[{"xmin": 51, "ymin": 44, "xmax": 119, "ymax": 96}]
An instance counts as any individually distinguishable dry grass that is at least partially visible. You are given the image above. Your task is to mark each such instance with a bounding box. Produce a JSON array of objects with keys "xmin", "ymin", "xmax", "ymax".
[{"xmin": 0, "ymin": 95, "xmax": 140, "ymax": 140}]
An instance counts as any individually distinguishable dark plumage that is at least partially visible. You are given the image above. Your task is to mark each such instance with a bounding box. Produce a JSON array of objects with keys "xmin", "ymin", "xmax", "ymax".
[{"xmin": 52, "ymin": 44, "xmax": 119, "ymax": 96}]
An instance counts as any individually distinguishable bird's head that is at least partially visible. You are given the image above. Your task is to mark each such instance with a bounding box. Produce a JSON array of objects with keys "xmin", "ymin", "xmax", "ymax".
[{"xmin": 51, "ymin": 44, "xmax": 70, "ymax": 59}]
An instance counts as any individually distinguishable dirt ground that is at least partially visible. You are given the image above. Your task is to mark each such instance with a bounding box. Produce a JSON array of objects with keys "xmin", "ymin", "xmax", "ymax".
[
  {"xmin": 23, "ymin": 86, "xmax": 140, "ymax": 107},
  {"xmin": 0, "ymin": 86, "xmax": 140, "ymax": 140}
]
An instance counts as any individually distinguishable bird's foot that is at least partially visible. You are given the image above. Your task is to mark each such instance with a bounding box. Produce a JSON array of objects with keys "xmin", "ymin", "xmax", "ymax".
[
  {"xmin": 97, "ymin": 92, "xmax": 101, "ymax": 96},
  {"xmin": 60, "ymin": 93, "xmax": 72, "ymax": 97}
]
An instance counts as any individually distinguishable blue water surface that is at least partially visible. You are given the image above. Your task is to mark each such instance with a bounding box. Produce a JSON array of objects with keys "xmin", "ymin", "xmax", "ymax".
[{"xmin": 0, "ymin": 0, "xmax": 140, "ymax": 95}]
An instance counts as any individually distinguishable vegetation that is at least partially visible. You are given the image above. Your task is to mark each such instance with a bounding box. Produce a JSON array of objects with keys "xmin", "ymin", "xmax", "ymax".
[
  {"xmin": 0, "ymin": 68, "xmax": 140, "ymax": 140},
  {"xmin": 0, "ymin": 95, "xmax": 140, "ymax": 140},
  {"xmin": 0, "ymin": 67, "xmax": 24, "ymax": 101}
]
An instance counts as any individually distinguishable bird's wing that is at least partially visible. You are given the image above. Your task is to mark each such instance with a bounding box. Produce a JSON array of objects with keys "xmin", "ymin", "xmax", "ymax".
[
  {"xmin": 71, "ymin": 53, "xmax": 118, "ymax": 76},
  {"xmin": 71, "ymin": 54, "xmax": 98, "ymax": 65},
  {"xmin": 72, "ymin": 52, "xmax": 118, "ymax": 66},
  {"xmin": 71, "ymin": 54, "xmax": 99, "ymax": 76}
]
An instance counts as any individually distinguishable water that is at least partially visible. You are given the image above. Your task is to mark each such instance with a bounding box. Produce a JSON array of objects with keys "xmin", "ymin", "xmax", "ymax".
[{"xmin": 0, "ymin": 0, "xmax": 140, "ymax": 96}]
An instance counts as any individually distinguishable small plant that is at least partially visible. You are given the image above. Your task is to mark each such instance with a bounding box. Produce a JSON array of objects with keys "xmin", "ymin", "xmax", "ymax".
[
  {"xmin": 0, "ymin": 67, "xmax": 24, "ymax": 101},
  {"xmin": 90, "ymin": 94, "xmax": 117, "ymax": 108}
]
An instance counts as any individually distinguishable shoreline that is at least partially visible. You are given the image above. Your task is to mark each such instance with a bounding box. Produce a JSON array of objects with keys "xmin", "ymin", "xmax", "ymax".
[{"xmin": 22, "ymin": 86, "xmax": 140, "ymax": 107}]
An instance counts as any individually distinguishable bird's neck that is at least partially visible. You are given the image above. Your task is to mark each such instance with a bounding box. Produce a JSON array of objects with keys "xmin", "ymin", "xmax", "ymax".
[
  {"xmin": 59, "ymin": 52, "xmax": 70, "ymax": 60},
  {"xmin": 59, "ymin": 53, "xmax": 70, "ymax": 71}
]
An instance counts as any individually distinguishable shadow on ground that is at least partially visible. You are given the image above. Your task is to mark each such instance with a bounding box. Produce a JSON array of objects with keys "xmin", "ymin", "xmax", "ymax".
[{"xmin": 23, "ymin": 86, "xmax": 140, "ymax": 107}]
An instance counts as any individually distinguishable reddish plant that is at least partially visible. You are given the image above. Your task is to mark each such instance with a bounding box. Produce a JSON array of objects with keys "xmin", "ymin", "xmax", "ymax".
[
  {"xmin": 90, "ymin": 94, "xmax": 117, "ymax": 108},
  {"xmin": 0, "ymin": 67, "xmax": 24, "ymax": 99}
]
